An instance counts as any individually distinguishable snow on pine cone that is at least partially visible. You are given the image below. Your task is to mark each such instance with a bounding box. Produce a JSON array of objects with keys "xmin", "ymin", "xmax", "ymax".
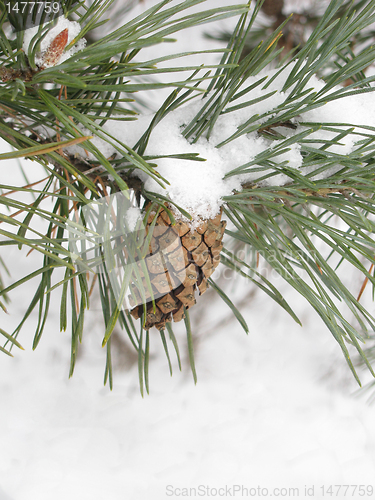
[{"xmin": 129, "ymin": 205, "xmax": 226, "ymax": 330}]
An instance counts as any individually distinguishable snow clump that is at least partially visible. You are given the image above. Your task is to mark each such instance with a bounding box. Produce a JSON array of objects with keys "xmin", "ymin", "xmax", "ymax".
[{"xmin": 22, "ymin": 17, "xmax": 85, "ymax": 68}]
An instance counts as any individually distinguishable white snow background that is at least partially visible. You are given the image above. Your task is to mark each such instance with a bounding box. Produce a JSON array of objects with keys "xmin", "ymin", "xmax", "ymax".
[{"xmin": 1, "ymin": 1, "xmax": 375, "ymax": 499}]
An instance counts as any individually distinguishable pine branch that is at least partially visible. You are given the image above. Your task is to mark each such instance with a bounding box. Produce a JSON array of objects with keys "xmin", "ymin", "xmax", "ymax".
[{"xmin": 1, "ymin": 0, "xmax": 375, "ymax": 394}]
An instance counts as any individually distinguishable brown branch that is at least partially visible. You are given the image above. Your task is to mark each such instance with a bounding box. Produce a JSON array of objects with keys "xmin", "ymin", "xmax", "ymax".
[
  {"xmin": 0, "ymin": 66, "xmax": 35, "ymax": 83},
  {"xmin": 238, "ymin": 181, "xmax": 366, "ymax": 199}
]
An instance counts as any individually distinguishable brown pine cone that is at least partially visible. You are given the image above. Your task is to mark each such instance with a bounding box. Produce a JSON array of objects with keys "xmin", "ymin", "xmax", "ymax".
[{"xmin": 129, "ymin": 205, "xmax": 226, "ymax": 330}]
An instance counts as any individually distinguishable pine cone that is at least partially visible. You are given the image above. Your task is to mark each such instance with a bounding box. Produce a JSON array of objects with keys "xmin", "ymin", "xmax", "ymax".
[{"xmin": 129, "ymin": 205, "xmax": 226, "ymax": 330}]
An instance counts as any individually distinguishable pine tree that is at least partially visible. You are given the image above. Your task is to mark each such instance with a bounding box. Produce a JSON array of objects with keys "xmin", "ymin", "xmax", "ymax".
[{"xmin": 1, "ymin": 0, "xmax": 375, "ymax": 395}]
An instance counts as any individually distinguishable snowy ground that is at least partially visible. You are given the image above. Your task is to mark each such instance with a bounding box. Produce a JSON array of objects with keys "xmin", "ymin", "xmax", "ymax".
[
  {"xmin": 2, "ymin": 242, "xmax": 375, "ymax": 500},
  {"xmin": 1, "ymin": 1, "xmax": 375, "ymax": 500}
]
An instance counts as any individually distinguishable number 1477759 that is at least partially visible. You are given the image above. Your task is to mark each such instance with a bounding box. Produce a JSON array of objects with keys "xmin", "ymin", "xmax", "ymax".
[
  {"xmin": 6, "ymin": 2, "xmax": 60, "ymax": 15},
  {"xmin": 321, "ymin": 485, "xmax": 374, "ymax": 496}
]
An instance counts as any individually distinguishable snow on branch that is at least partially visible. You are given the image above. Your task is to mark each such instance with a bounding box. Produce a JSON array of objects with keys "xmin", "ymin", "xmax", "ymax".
[
  {"xmin": 65, "ymin": 65, "xmax": 375, "ymax": 221},
  {"xmin": 22, "ymin": 17, "xmax": 86, "ymax": 69}
]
